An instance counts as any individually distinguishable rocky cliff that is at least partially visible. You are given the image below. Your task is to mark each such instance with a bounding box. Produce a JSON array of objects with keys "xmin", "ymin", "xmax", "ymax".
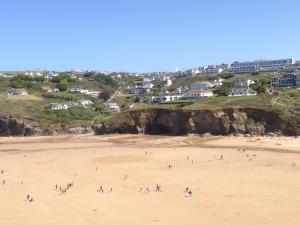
[
  {"xmin": 94, "ymin": 108, "xmax": 300, "ymax": 136},
  {"xmin": 0, "ymin": 113, "xmax": 93, "ymax": 136}
]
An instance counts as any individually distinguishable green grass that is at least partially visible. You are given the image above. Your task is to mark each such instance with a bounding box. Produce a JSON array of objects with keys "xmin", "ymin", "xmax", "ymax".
[
  {"xmin": 109, "ymin": 95, "xmax": 135, "ymax": 108},
  {"xmin": 133, "ymin": 94, "xmax": 273, "ymax": 111}
]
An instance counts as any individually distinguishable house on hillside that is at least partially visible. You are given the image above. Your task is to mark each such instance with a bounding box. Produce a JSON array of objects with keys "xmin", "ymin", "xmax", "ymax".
[
  {"xmin": 69, "ymin": 87, "xmax": 89, "ymax": 94},
  {"xmin": 47, "ymin": 88, "xmax": 60, "ymax": 93},
  {"xmin": 87, "ymin": 91, "xmax": 101, "ymax": 98},
  {"xmin": 271, "ymin": 73, "xmax": 300, "ymax": 88},
  {"xmin": 7, "ymin": 88, "xmax": 28, "ymax": 96},
  {"xmin": 228, "ymin": 88, "xmax": 257, "ymax": 97},
  {"xmin": 105, "ymin": 103, "xmax": 120, "ymax": 112},
  {"xmin": 182, "ymin": 89, "xmax": 213, "ymax": 99},
  {"xmin": 149, "ymin": 93, "xmax": 182, "ymax": 103},
  {"xmin": 48, "ymin": 103, "xmax": 69, "ymax": 110},
  {"xmin": 191, "ymin": 81, "xmax": 213, "ymax": 90},
  {"xmin": 80, "ymin": 99, "xmax": 94, "ymax": 107},
  {"xmin": 235, "ymin": 79, "xmax": 255, "ymax": 87},
  {"xmin": 212, "ymin": 77, "xmax": 224, "ymax": 88}
]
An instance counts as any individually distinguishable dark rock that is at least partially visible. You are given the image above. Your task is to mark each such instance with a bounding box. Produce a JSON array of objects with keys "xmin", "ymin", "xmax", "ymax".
[{"xmin": 93, "ymin": 108, "xmax": 300, "ymax": 136}]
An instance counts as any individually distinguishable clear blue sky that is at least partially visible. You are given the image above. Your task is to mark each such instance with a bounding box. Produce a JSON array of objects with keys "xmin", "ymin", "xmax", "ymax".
[{"xmin": 1, "ymin": 0, "xmax": 300, "ymax": 72}]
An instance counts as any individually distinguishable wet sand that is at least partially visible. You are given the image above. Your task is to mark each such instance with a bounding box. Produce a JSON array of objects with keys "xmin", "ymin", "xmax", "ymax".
[{"xmin": 0, "ymin": 134, "xmax": 300, "ymax": 225}]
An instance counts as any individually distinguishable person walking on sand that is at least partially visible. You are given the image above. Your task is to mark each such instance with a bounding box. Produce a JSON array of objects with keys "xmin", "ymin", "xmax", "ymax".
[
  {"xmin": 97, "ymin": 185, "xmax": 104, "ymax": 193},
  {"xmin": 155, "ymin": 184, "xmax": 162, "ymax": 192},
  {"xmin": 188, "ymin": 190, "xmax": 192, "ymax": 197}
]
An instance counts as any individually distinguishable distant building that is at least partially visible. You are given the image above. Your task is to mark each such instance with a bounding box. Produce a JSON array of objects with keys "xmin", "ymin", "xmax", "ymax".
[
  {"xmin": 183, "ymin": 89, "xmax": 213, "ymax": 99},
  {"xmin": 228, "ymin": 88, "xmax": 257, "ymax": 97},
  {"xmin": 191, "ymin": 81, "xmax": 213, "ymax": 90},
  {"xmin": 48, "ymin": 103, "xmax": 69, "ymax": 110},
  {"xmin": 69, "ymin": 87, "xmax": 100, "ymax": 97},
  {"xmin": 69, "ymin": 87, "xmax": 89, "ymax": 94},
  {"xmin": 212, "ymin": 77, "xmax": 224, "ymax": 88},
  {"xmin": 128, "ymin": 86, "xmax": 150, "ymax": 95},
  {"xmin": 165, "ymin": 79, "xmax": 173, "ymax": 87},
  {"xmin": 203, "ymin": 65, "xmax": 224, "ymax": 74},
  {"xmin": 7, "ymin": 88, "xmax": 28, "ymax": 96},
  {"xmin": 47, "ymin": 88, "xmax": 60, "ymax": 93},
  {"xmin": 235, "ymin": 79, "xmax": 255, "ymax": 87},
  {"xmin": 271, "ymin": 73, "xmax": 300, "ymax": 88},
  {"xmin": 0, "ymin": 74, "xmax": 14, "ymax": 78},
  {"xmin": 105, "ymin": 103, "xmax": 120, "ymax": 112},
  {"xmin": 150, "ymin": 94, "xmax": 182, "ymax": 103},
  {"xmin": 231, "ymin": 58, "xmax": 294, "ymax": 73},
  {"xmin": 87, "ymin": 91, "xmax": 101, "ymax": 98},
  {"xmin": 80, "ymin": 99, "xmax": 94, "ymax": 106}
]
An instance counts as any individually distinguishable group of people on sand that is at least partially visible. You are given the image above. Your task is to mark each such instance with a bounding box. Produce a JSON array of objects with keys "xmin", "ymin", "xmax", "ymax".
[
  {"xmin": 26, "ymin": 194, "xmax": 34, "ymax": 202},
  {"xmin": 1, "ymin": 170, "xmax": 5, "ymax": 185},
  {"xmin": 55, "ymin": 182, "xmax": 74, "ymax": 195},
  {"xmin": 97, "ymin": 185, "xmax": 112, "ymax": 193},
  {"xmin": 184, "ymin": 187, "xmax": 192, "ymax": 197},
  {"xmin": 138, "ymin": 184, "xmax": 163, "ymax": 194},
  {"xmin": 213, "ymin": 155, "xmax": 224, "ymax": 160}
]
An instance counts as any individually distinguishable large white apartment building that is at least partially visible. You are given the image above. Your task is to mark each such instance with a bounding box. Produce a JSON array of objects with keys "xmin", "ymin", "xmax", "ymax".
[{"xmin": 231, "ymin": 58, "xmax": 294, "ymax": 73}]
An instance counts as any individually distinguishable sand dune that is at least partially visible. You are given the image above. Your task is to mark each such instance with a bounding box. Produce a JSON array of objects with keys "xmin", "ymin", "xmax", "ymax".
[{"xmin": 0, "ymin": 134, "xmax": 300, "ymax": 225}]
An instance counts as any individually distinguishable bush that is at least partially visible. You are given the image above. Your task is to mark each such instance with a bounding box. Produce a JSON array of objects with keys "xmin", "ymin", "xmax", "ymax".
[
  {"xmin": 214, "ymin": 82, "xmax": 234, "ymax": 96},
  {"xmin": 45, "ymin": 106, "xmax": 97, "ymax": 123},
  {"xmin": 42, "ymin": 92, "xmax": 87, "ymax": 101},
  {"xmin": 9, "ymin": 75, "xmax": 45, "ymax": 89},
  {"xmin": 58, "ymin": 79, "xmax": 69, "ymax": 91}
]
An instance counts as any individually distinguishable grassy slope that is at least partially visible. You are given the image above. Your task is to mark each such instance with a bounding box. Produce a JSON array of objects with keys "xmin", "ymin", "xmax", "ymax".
[
  {"xmin": 0, "ymin": 78, "xmax": 101, "ymax": 127},
  {"xmin": 1, "ymin": 76, "xmax": 300, "ymax": 128},
  {"xmin": 133, "ymin": 94, "xmax": 273, "ymax": 111}
]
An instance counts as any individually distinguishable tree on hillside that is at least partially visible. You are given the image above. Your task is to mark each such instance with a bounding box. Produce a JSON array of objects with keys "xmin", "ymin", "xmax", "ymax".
[
  {"xmin": 99, "ymin": 90, "xmax": 113, "ymax": 101},
  {"xmin": 51, "ymin": 74, "xmax": 71, "ymax": 83},
  {"xmin": 214, "ymin": 82, "xmax": 234, "ymax": 96},
  {"xmin": 58, "ymin": 78, "xmax": 69, "ymax": 91},
  {"xmin": 250, "ymin": 78, "xmax": 270, "ymax": 94}
]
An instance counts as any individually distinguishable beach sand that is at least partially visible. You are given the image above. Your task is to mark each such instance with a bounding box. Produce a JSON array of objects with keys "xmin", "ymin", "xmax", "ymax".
[{"xmin": 0, "ymin": 134, "xmax": 299, "ymax": 225}]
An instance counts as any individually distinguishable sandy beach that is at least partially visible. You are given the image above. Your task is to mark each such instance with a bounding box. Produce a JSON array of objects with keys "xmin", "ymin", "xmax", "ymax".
[{"xmin": 0, "ymin": 134, "xmax": 300, "ymax": 225}]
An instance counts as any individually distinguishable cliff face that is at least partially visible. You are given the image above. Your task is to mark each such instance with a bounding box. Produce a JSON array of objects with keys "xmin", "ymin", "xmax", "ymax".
[
  {"xmin": 0, "ymin": 114, "xmax": 48, "ymax": 136},
  {"xmin": 94, "ymin": 108, "xmax": 299, "ymax": 136},
  {"xmin": 0, "ymin": 113, "xmax": 93, "ymax": 137},
  {"xmin": 1, "ymin": 108, "xmax": 298, "ymax": 137}
]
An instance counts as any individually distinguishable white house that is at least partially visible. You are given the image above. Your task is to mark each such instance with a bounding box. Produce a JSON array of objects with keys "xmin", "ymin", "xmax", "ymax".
[
  {"xmin": 191, "ymin": 81, "xmax": 213, "ymax": 90},
  {"xmin": 48, "ymin": 103, "xmax": 69, "ymax": 110},
  {"xmin": 87, "ymin": 91, "xmax": 101, "ymax": 98},
  {"xmin": 203, "ymin": 65, "xmax": 224, "ymax": 74},
  {"xmin": 165, "ymin": 79, "xmax": 173, "ymax": 87},
  {"xmin": 228, "ymin": 88, "xmax": 257, "ymax": 97},
  {"xmin": 70, "ymin": 87, "xmax": 101, "ymax": 97},
  {"xmin": 80, "ymin": 99, "xmax": 94, "ymax": 106},
  {"xmin": 143, "ymin": 83, "xmax": 154, "ymax": 89},
  {"xmin": 183, "ymin": 90, "xmax": 213, "ymax": 99},
  {"xmin": 105, "ymin": 103, "xmax": 120, "ymax": 112},
  {"xmin": 235, "ymin": 79, "xmax": 255, "ymax": 87},
  {"xmin": 212, "ymin": 77, "xmax": 224, "ymax": 88},
  {"xmin": 47, "ymin": 88, "xmax": 60, "ymax": 93},
  {"xmin": 69, "ymin": 87, "xmax": 89, "ymax": 94},
  {"xmin": 7, "ymin": 88, "xmax": 28, "ymax": 96},
  {"xmin": 149, "ymin": 94, "xmax": 182, "ymax": 103},
  {"xmin": 160, "ymin": 94, "xmax": 182, "ymax": 102}
]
